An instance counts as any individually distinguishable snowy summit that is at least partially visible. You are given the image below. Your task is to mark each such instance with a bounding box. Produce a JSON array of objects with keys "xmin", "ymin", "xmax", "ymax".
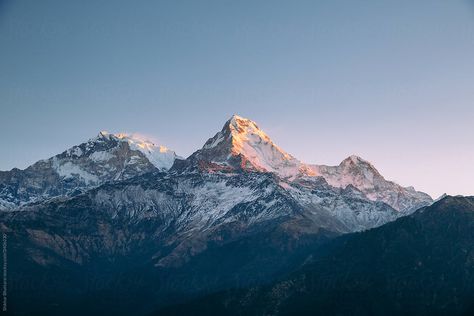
[
  {"xmin": 184, "ymin": 114, "xmax": 315, "ymax": 178},
  {"xmin": 97, "ymin": 131, "xmax": 178, "ymax": 170}
]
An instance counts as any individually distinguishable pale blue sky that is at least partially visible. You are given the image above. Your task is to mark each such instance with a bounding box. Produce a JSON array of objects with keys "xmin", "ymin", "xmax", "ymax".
[{"xmin": 1, "ymin": 0, "xmax": 473, "ymax": 197}]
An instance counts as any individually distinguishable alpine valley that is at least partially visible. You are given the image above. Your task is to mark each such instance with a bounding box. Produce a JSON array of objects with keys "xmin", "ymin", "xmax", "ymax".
[{"xmin": 1, "ymin": 115, "xmax": 471, "ymax": 316}]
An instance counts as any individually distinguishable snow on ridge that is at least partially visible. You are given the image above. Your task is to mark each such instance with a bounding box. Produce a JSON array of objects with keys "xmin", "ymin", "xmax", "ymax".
[
  {"xmin": 206, "ymin": 115, "xmax": 316, "ymax": 179},
  {"xmin": 203, "ymin": 132, "xmax": 225, "ymax": 149},
  {"xmin": 93, "ymin": 131, "xmax": 179, "ymax": 170},
  {"xmin": 117, "ymin": 133, "xmax": 178, "ymax": 170},
  {"xmin": 52, "ymin": 157, "xmax": 99, "ymax": 185},
  {"xmin": 308, "ymin": 155, "xmax": 432, "ymax": 211}
]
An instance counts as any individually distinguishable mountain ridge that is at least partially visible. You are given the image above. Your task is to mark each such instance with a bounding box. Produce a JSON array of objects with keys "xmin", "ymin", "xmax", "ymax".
[
  {"xmin": 155, "ymin": 195, "xmax": 474, "ymax": 316},
  {"xmin": 172, "ymin": 114, "xmax": 432, "ymax": 212}
]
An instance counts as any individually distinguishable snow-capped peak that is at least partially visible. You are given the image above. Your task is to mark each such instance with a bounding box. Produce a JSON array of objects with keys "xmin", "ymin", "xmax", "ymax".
[
  {"xmin": 312, "ymin": 155, "xmax": 384, "ymax": 190},
  {"xmin": 185, "ymin": 115, "xmax": 315, "ymax": 178},
  {"xmin": 92, "ymin": 131, "xmax": 178, "ymax": 170},
  {"xmin": 226, "ymin": 115, "xmax": 293, "ymax": 161},
  {"xmin": 311, "ymin": 155, "xmax": 432, "ymax": 212},
  {"xmin": 0, "ymin": 130, "xmax": 181, "ymax": 210},
  {"xmin": 341, "ymin": 154, "xmax": 371, "ymax": 166}
]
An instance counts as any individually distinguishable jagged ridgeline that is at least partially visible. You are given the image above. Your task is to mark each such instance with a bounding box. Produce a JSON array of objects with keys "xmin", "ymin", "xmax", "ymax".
[{"xmin": 0, "ymin": 115, "xmax": 445, "ymax": 316}]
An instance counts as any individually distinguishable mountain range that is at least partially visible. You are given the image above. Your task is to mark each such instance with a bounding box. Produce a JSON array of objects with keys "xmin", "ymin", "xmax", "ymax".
[
  {"xmin": 0, "ymin": 131, "xmax": 178, "ymax": 210},
  {"xmin": 0, "ymin": 115, "xmax": 431, "ymax": 215},
  {"xmin": 2, "ymin": 115, "xmax": 470, "ymax": 316}
]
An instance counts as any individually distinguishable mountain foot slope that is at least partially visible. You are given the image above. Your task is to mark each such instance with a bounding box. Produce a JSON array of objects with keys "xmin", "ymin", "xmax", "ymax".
[{"xmin": 156, "ymin": 196, "xmax": 474, "ymax": 316}]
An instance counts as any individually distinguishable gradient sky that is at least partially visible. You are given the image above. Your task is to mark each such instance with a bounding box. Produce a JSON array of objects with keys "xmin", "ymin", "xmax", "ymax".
[{"xmin": 1, "ymin": 0, "xmax": 473, "ymax": 198}]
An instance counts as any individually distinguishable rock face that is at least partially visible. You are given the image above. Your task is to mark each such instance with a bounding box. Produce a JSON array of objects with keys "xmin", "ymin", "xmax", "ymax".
[
  {"xmin": 156, "ymin": 196, "xmax": 474, "ymax": 316},
  {"xmin": 0, "ymin": 131, "xmax": 179, "ymax": 210}
]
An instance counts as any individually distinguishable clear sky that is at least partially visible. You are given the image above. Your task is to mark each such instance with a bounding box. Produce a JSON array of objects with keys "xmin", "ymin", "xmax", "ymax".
[{"xmin": 1, "ymin": 0, "xmax": 473, "ymax": 198}]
